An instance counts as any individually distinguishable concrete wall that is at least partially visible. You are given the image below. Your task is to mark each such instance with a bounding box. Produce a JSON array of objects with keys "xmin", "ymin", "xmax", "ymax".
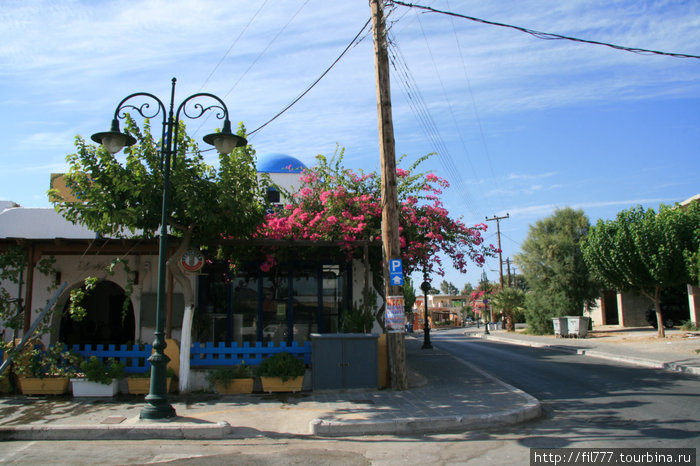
[
  {"xmin": 617, "ymin": 291, "xmax": 652, "ymax": 327},
  {"xmin": 688, "ymin": 284, "xmax": 699, "ymax": 325}
]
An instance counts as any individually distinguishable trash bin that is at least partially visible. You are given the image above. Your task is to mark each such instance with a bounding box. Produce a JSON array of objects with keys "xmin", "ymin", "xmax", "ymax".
[
  {"xmin": 566, "ymin": 316, "xmax": 590, "ymax": 338},
  {"xmin": 552, "ymin": 317, "xmax": 569, "ymax": 337}
]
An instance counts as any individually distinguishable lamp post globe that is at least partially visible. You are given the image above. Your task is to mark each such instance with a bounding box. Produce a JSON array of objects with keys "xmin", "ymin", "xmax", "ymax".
[{"xmin": 91, "ymin": 78, "xmax": 246, "ymax": 420}]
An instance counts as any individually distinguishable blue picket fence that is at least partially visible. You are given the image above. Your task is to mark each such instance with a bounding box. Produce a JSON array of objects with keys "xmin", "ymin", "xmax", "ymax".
[
  {"xmin": 70, "ymin": 344, "xmax": 153, "ymax": 374},
  {"xmin": 190, "ymin": 341, "xmax": 312, "ymax": 367},
  {"xmin": 67, "ymin": 341, "xmax": 312, "ymax": 373}
]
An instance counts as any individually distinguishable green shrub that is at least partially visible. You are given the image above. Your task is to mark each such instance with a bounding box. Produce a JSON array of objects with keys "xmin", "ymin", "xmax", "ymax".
[
  {"xmin": 206, "ymin": 364, "xmax": 254, "ymax": 388},
  {"xmin": 13, "ymin": 343, "xmax": 81, "ymax": 378},
  {"xmin": 680, "ymin": 320, "xmax": 699, "ymax": 331},
  {"xmin": 257, "ymin": 352, "xmax": 305, "ymax": 382},
  {"xmin": 79, "ymin": 356, "xmax": 125, "ymax": 384}
]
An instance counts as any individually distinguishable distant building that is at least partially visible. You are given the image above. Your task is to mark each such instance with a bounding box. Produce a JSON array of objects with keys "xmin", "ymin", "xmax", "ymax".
[{"xmin": 413, "ymin": 294, "xmax": 468, "ymax": 329}]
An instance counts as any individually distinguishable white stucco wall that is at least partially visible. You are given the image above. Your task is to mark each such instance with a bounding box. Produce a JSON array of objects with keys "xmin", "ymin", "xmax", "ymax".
[{"xmin": 0, "ymin": 207, "xmax": 95, "ymax": 239}]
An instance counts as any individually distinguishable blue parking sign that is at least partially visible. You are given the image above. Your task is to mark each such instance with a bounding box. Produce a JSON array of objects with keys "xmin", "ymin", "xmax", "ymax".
[{"xmin": 389, "ymin": 259, "xmax": 403, "ymax": 286}]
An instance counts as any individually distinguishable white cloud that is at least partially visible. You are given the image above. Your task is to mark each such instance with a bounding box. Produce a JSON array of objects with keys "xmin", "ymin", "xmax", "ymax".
[{"xmin": 507, "ymin": 197, "xmax": 676, "ymax": 219}]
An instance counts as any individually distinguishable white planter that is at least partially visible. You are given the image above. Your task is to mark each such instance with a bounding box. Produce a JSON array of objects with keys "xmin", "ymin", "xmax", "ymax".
[{"xmin": 70, "ymin": 378, "xmax": 119, "ymax": 397}]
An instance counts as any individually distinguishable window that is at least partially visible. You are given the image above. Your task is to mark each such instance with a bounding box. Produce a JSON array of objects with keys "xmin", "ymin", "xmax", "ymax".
[{"xmin": 197, "ymin": 260, "xmax": 350, "ymax": 344}]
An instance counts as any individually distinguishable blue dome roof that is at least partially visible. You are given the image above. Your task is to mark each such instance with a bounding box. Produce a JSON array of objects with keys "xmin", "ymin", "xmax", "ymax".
[{"xmin": 257, "ymin": 153, "xmax": 307, "ymax": 173}]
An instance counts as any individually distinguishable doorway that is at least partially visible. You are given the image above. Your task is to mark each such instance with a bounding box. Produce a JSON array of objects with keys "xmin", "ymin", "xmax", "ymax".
[{"xmin": 58, "ymin": 280, "xmax": 135, "ymax": 346}]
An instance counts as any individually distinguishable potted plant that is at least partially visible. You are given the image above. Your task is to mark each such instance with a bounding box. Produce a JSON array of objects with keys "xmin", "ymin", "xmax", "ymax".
[
  {"xmin": 207, "ymin": 363, "xmax": 255, "ymax": 395},
  {"xmin": 257, "ymin": 352, "xmax": 305, "ymax": 393},
  {"xmin": 126, "ymin": 367, "xmax": 177, "ymax": 395},
  {"xmin": 71, "ymin": 356, "xmax": 125, "ymax": 397},
  {"xmin": 14, "ymin": 343, "xmax": 81, "ymax": 395}
]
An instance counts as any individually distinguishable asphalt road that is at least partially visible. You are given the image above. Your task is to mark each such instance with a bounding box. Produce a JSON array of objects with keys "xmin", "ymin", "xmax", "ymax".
[{"xmin": 431, "ymin": 328, "xmax": 700, "ymax": 449}]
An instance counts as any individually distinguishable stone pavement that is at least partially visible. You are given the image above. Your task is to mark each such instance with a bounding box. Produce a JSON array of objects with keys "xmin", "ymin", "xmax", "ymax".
[{"xmin": 1, "ymin": 326, "xmax": 697, "ymax": 441}]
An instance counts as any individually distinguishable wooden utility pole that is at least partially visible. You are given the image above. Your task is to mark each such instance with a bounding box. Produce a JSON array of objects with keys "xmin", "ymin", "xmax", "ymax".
[
  {"xmin": 486, "ymin": 213, "xmax": 509, "ymax": 289},
  {"xmin": 371, "ymin": 0, "xmax": 408, "ymax": 390}
]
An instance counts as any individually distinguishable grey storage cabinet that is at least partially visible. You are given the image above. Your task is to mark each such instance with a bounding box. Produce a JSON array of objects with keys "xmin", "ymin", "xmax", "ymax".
[{"xmin": 311, "ymin": 333, "xmax": 379, "ymax": 390}]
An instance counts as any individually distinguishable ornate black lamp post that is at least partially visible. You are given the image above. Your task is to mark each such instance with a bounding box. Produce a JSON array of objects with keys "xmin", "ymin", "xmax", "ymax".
[
  {"xmin": 91, "ymin": 78, "xmax": 246, "ymax": 420},
  {"xmin": 420, "ymin": 276, "xmax": 432, "ymax": 349}
]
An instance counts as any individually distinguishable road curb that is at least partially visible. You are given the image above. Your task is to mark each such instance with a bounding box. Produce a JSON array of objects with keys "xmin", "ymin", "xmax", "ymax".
[
  {"xmin": 468, "ymin": 332, "xmax": 700, "ymax": 376},
  {"xmin": 309, "ymin": 401, "xmax": 541, "ymax": 437},
  {"xmin": 0, "ymin": 421, "xmax": 232, "ymax": 441}
]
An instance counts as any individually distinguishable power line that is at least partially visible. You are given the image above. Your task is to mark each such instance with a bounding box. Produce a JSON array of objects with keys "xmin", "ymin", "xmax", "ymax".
[
  {"xmin": 445, "ymin": 0, "xmax": 505, "ymax": 213},
  {"xmin": 412, "ymin": 10, "xmax": 480, "ymax": 217},
  {"xmin": 249, "ymin": 17, "xmax": 372, "ymax": 136},
  {"xmin": 198, "ymin": 0, "xmax": 271, "ymax": 92},
  {"xmin": 388, "ymin": 0, "xmax": 700, "ymax": 59},
  {"xmin": 193, "ymin": 0, "xmax": 311, "ymax": 138},
  {"xmin": 193, "ymin": 16, "xmax": 371, "ymax": 152},
  {"xmin": 387, "ymin": 33, "xmax": 481, "ymax": 218},
  {"xmin": 387, "ymin": 0, "xmax": 700, "ymax": 58},
  {"xmin": 223, "ymin": 0, "xmax": 311, "ymax": 101}
]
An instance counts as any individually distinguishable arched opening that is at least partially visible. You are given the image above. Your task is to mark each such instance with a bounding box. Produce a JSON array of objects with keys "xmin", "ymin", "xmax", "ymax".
[{"xmin": 59, "ymin": 280, "xmax": 135, "ymax": 346}]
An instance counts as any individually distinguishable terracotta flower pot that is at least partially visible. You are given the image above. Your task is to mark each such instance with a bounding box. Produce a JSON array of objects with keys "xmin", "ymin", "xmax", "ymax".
[
  {"xmin": 127, "ymin": 377, "xmax": 174, "ymax": 395},
  {"xmin": 0, "ymin": 376, "xmax": 12, "ymax": 394},
  {"xmin": 260, "ymin": 376, "xmax": 303, "ymax": 393},
  {"xmin": 18, "ymin": 377, "xmax": 70, "ymax": 395},
  {"xmin": 215, "ymin": 378, "xmax": 255, "ymax": 395}
]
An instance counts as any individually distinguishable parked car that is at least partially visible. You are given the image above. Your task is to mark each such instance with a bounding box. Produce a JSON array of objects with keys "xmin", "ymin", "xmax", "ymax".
[{"xmin": 645, "ymin": 304, "xmax": 688, "ymax": 329}]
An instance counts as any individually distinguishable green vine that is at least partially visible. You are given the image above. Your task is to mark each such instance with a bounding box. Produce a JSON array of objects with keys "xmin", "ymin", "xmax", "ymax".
[
  {"xmin": 0, "ymin": 246, "xmax": 59, "ymax": 365},
  {"xmin": 68, "ymin": 258, "xmax": 136, "ymax": 323},
  {"xmin": 68, "ymin": 276, "xmax": 97, "ymax": 322},
  {"xmin": 340, "ymin": 287, "xmax": 377, "ymax": 333},
  {"xmin": 106, "ymin": 258, "xmax": 136, "ymax": 323}
]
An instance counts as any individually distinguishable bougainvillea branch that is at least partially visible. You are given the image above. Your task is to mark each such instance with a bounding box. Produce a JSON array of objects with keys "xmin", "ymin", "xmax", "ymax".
[{"xmin": 254, "ymin": 150, "xmax": 497, "ymax": 277}]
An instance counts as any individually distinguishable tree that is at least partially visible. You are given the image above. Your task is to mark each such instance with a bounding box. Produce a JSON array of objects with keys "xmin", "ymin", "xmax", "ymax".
[
  {"xmin": 254, "ymin": 150, "xmax": 497, "ymax": 325},
  {"xmin": 440, "ymin": 280, "xmax": 459, "ymax": 295},
  {"xmin": 469, "ymin": 279, "xmax": 497, "ymax": 323},
  {"xmin": 489, "ymin": 287, "xmax": 525, "ymax": 331},
  {"xmin": 461, "ymin": 282, "xmax": 474, "ymax": 296},
  {"xmin": 581, "ymin": 202, "xmax": 700, "ymax": 337},
  {"xmin": 51, "ymin": 117, "xmax": 269, "ymax": 390},
  {"xmin": 515, "ymin": 208, "xmax": 598, "ymax": 334}
]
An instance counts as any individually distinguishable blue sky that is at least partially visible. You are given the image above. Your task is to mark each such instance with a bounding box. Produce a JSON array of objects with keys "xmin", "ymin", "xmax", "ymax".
[{"xmin": 1, "ymin": 0, "xmax": 698, "ymax": 290}]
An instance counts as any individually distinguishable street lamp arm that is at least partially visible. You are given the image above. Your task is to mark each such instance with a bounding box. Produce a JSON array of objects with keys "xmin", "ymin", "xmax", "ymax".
[
  {"xmin": 113, "ymin": 92, "xmax": 167, "ymax": 122},
  {"xmin": 174, "ymin": 92, "xmax": 244, "ymax": 156},
  {"xmin": 175, "ymin": 92, "xmax": 230, "ymax": 123}
]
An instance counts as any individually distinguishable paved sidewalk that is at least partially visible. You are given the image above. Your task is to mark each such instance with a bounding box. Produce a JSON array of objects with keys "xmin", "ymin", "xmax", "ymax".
[
  {"xmin": 465, "ymin": 326, "xmax": 700, "ymax": 375},
  {"xmin": 0, "ymin": 335, "xmax": 540, "ymax": 440}
]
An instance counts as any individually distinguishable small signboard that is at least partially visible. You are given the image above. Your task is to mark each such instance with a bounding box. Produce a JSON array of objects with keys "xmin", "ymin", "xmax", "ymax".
[
  {"xmin": 389, "ymin": 259, "xmax": 404, "ymax": 286},
  {"xmin": 180, "ymin": 249, "xmax": 204, "ymax": 273},
  {"xmin": 385, "ymin": 295, "xmax": 406, "ymax": 333}
]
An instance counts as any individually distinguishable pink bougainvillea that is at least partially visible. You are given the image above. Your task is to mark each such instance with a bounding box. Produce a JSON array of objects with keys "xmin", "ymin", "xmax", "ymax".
[{"xmin": 254, "ymin": 151, "xmax": 497, "ymax": 277}]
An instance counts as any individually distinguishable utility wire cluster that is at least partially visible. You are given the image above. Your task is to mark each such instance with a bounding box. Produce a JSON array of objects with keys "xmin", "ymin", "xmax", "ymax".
[
  {"xmin": 388, "ymin": 0, "xmax": 700, "ymax": 59},
  {"xmin": 387, "ymin": 33, "xmax": 481, "ymax": 219}
]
